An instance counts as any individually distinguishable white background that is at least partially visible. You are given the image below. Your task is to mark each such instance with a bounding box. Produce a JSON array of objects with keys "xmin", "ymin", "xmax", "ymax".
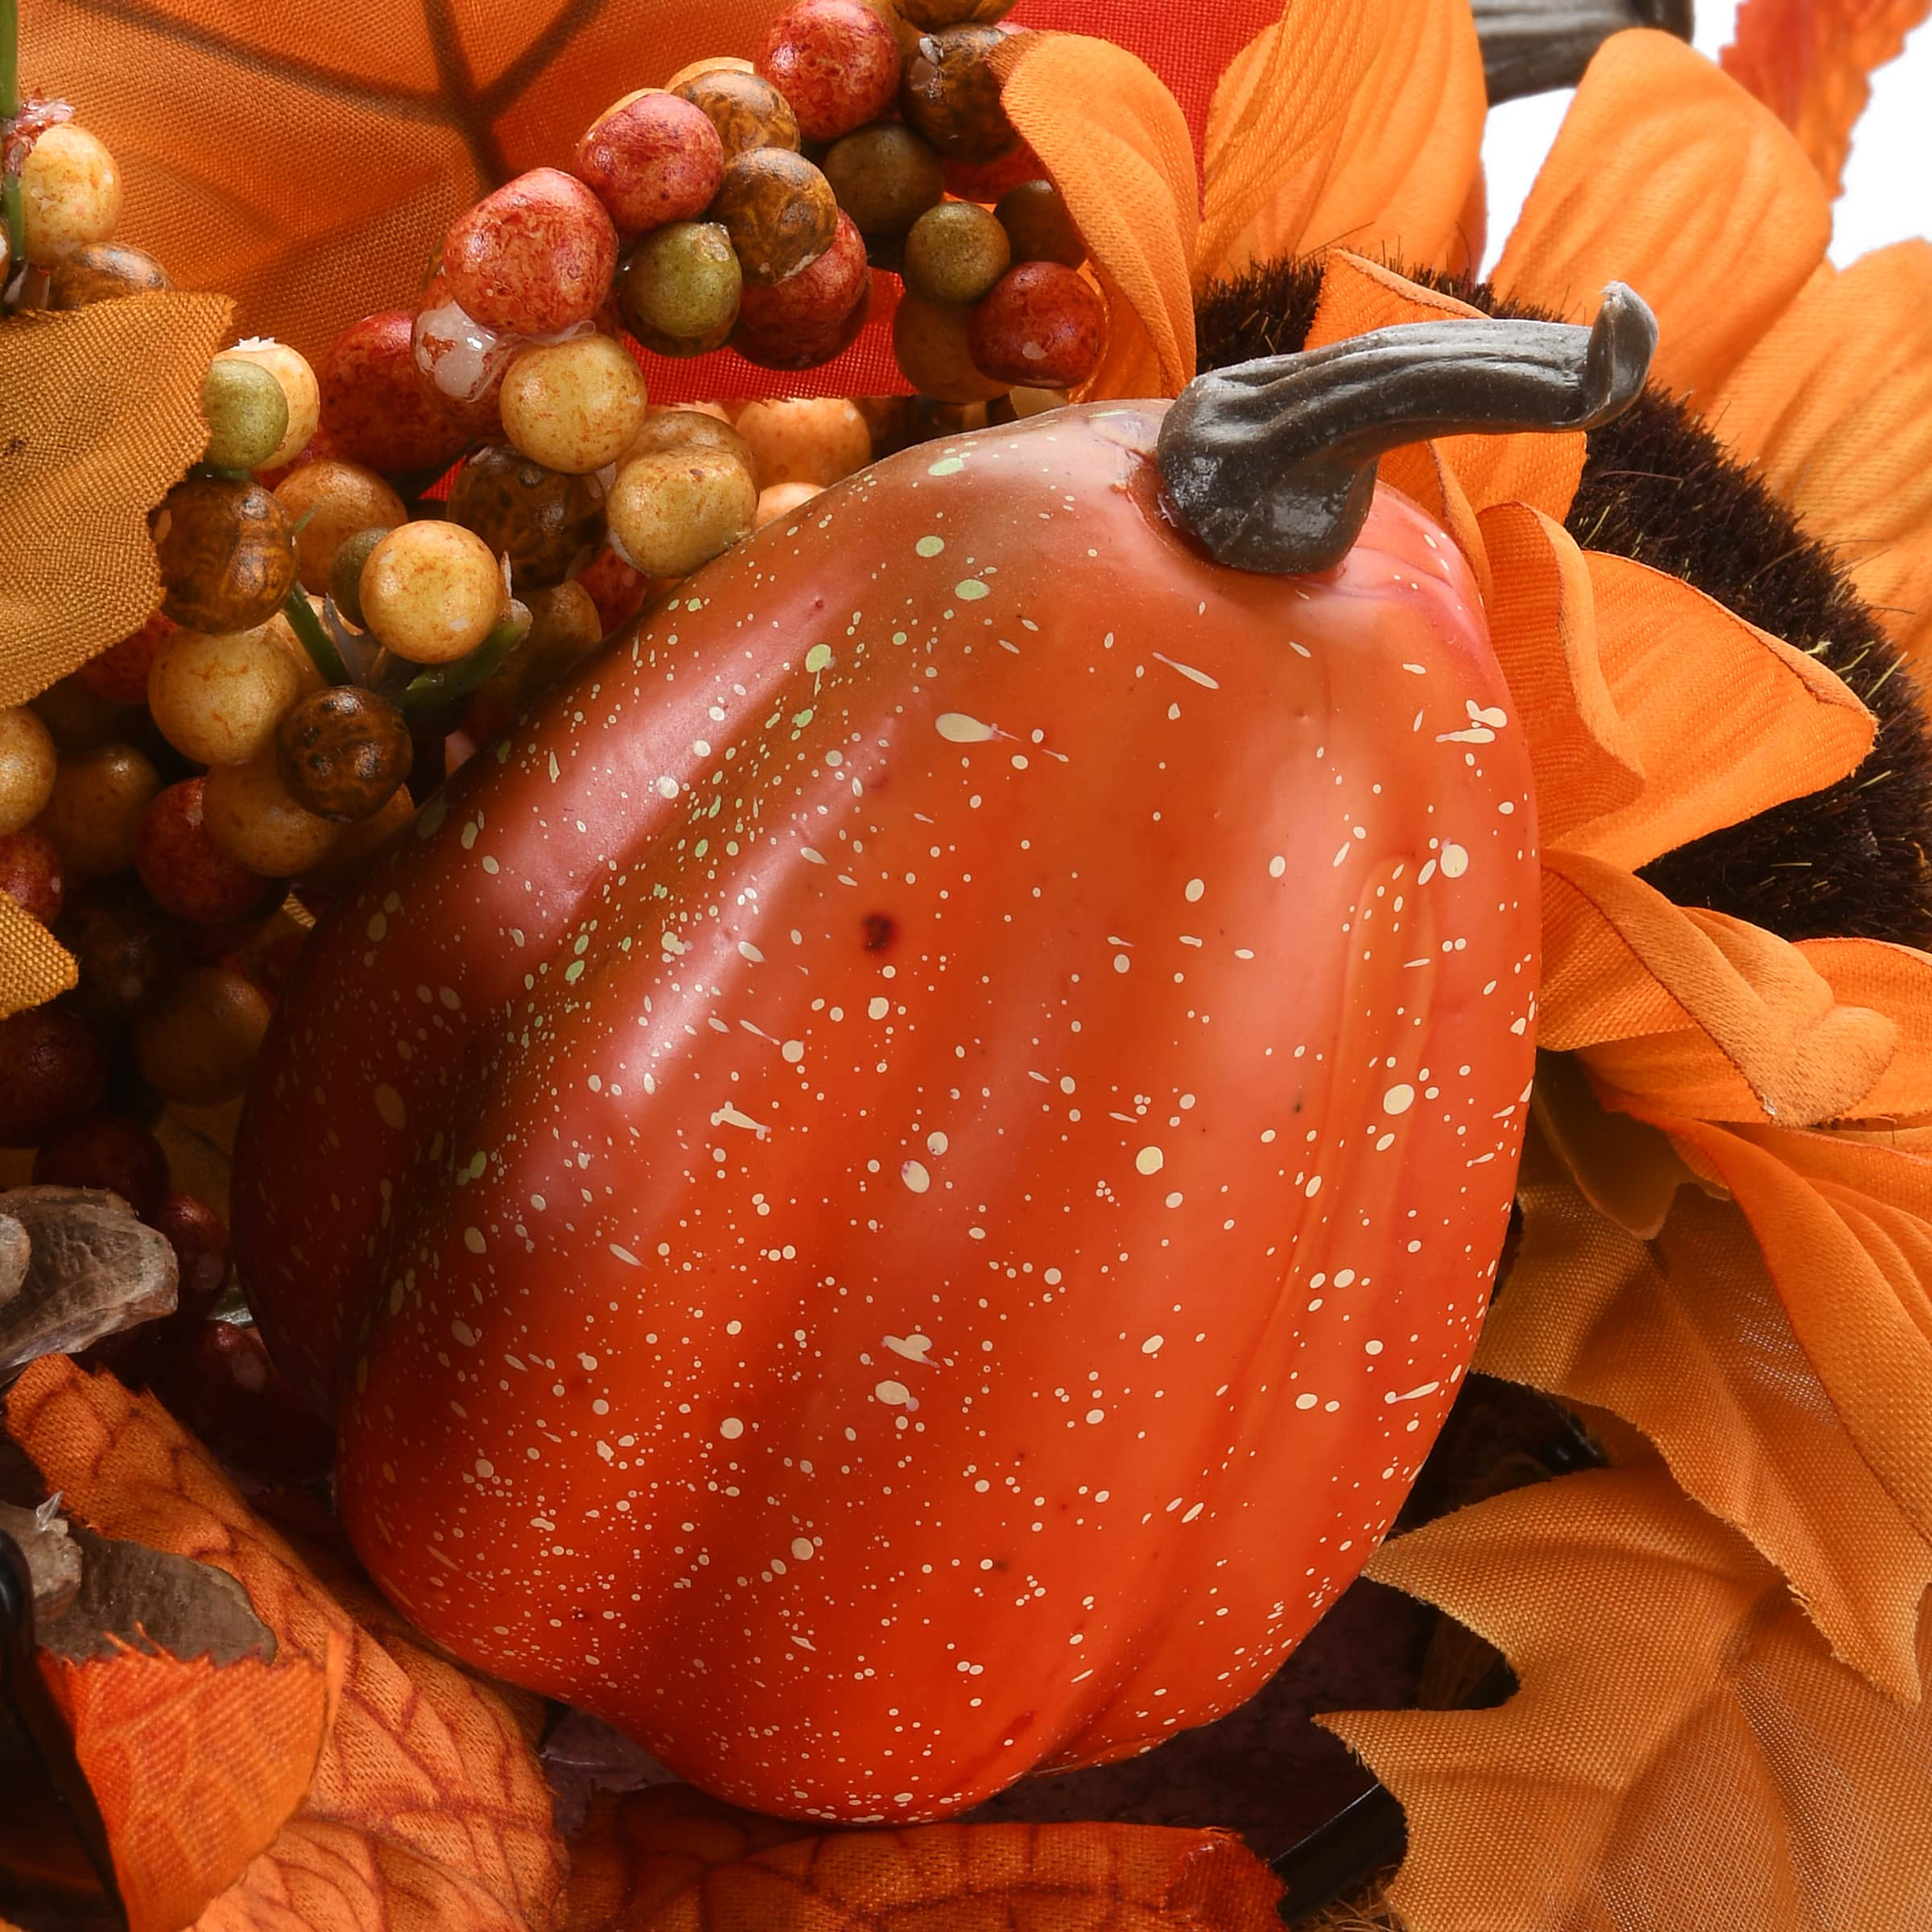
[{"xmin": 1480, "ymin": 1, "xmax": 1931, "ymax": 273}]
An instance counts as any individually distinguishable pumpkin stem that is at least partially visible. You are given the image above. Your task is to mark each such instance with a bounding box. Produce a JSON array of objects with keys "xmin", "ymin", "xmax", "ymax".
[
  {"xmin": 1154, "ymin": 281, "xmax": 1657, "ymax": 576},
  {"xmin": 1471, "ymin": 0, "xmax": 1693, "ymax": 104}
]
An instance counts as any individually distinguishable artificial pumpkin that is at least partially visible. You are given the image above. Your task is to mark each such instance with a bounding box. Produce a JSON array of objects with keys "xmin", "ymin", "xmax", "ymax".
[{"xmin": 234, "ymin": 289, "xmax": 1655, "ymax": 1821}]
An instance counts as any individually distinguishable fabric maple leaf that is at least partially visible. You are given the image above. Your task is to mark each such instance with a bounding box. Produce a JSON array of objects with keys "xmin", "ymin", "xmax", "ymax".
[
  {"xmin": 564, "ymin": 1783, "xmax": 1289, "ymax": 1932},
  {"xmin": 2, "ymin": 1355, "xmax": 568, "ymax": 1932},
  {"xmin": 1327, "ymin": 1465, "xmax": 1932, "ymax": 1932}
]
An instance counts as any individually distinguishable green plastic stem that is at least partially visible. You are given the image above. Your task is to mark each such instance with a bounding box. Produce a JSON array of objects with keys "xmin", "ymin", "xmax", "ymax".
[{"xmin": 283, "ymin": 584, "xmax": 353, "ymax": 687}]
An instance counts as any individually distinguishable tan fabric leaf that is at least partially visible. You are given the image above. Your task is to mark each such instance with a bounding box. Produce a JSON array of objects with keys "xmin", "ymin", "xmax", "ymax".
[
  {"xmin": 1478, "ymin": 1131, "xmax": 1932, "ymax": 1697},
  {"xmin": 0, "ymin": 892, "xmax": 79, "ymax": 1021},
  {"xmin": 1720, "ymin": 0, "xmax": 1932, "ymax": 197},
  {"xmin": 1327, "ymin": 1466, "xmax": 1932, "ymax": 1931}
]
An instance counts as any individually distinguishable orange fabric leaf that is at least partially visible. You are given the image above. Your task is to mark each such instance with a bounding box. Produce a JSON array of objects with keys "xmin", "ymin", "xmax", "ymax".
[
  {"xmin": 1197, "ymin": 0, "xmax": 1484, "ymax": 284},
  {"xmin": 1476, "ymin": 1132, "xmax": 1932, "ymax": 1697},
  {"xmin": 41, "ymin": 1645, "xmax": 342, "ymax": 1932},
  {"xmin": 1327, "ymin": 1466, "xmax": 1932, "ymax": 1931},
  {"xmin": 1375, "ymin": 440, "xmax": 1492, "ymax": 608},
  {"xmin": 1797, "ymin": 938, "xmax": 1932, "ymax": 1122},
  {"xmin": 569, "ymin": 1798, "xmax": 1286, "ymax": 1932},
  {"xmin": 1477, "ymin": 502, "xmax": 1645, "ymax": 844},
  {"xmin": 1542, "ymin": 853, "xmax": 1899, "ymax": 1124},
  {"xmin": 1636, "ymin": 1120, "xmax": 1932, "ymax": 1546},
  {"xmin": 3, "ymin": 1358, "xmax": 568, "ymax": 1932},
  {"xmin": 997, "ymin": 31, "xmax": 1198, "ymax": 397},
  {"xmin": 1554, "ymin": 552, "xmax": 1876, "ymax": 871},
  {"xmin": 0, "ymin": 895, "xmax": 79, "ymax": 1022},
  {"xmin": 1721, "ymin": 0, "xmax": 1932, "ymax": 196},
  {"xmin": 1495, "ymin": 29, "xmax": 1831, "ymax": 402},
  {"xmin": 1306, "ymin": 254, "xmax": 1587, "ymax": 522},
  {"xmin": 1711, "ymin": 241, "xmax": 1932, "ymax": 662}
]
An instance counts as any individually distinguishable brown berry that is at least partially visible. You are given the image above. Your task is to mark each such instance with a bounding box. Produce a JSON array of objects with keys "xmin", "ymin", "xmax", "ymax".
[
  {"xmin": 135, "ymin": 966, "xmax": 272, "ymax": 1108},
  {"xmin": 47, "ymin": 242, "xmax": 170, "ymax": 308},
  {"xmin": 0, "ymin": 1006, "xmax": 110, "ymax": 1147},
  {"xmin": 711, "ymin": 147, "xmax": 839, "ymax": 287},
  {"xmin": 893, "ymin": 287, "xmax": 1009, "ymax": 402},
  {"xmin": 0, "ymin": 828, "xmax": 64, "ymax": 924},
  {"xmin": 903, "ymin": 199, "xmax": 1009, "ymax": 305},
  {"xmin": 448, "ymin": 444, "xmax": 606, "ymax": 592},
  {"xmin": 34, "ymin": 743, "xmax": 163, "ymax": 877},
  {"xmin": 275, "ymin": 460, "xmax": 410, "ymax": 594},
  {"xmin": 151, "ymin": 475, "xmax": 299, "ymax": 634},
  {"xmin": 136, "ymin": 778, "xmax": 273, "ymax": 925},
  {"xmin": 62, "ymin": 891, "xmax": 181, "ymax": 1022},
  {"xmin": 996, "ymin": 178, "xmax": 1085, "ymax": 266},
  {"xmin": 154, "ymin": 1192, "xmax": 232, "ymax": 1323},
  {"xmin": 0, "ymin": 704, "xmax": 59, "ymax": 835},
  {"xmin": 202, "ymin": 749, "xmax": 343, "ymax": 878},
  {"xmin": 822, "ymin": 122, "xmax": 945, "ymax": 237},
  {"xmin": 671, "ymin": 69, "xmax": 801, "ymax": 159},
  {"xmin": 900, "ymin": 27, "xmax": 1017, "ymax": 163},
  {"xmin": 34, "ymin": 1116, "xmax": 171, "ymax": 1220},
  {"xmin": 275, "ymin": 687, "xmax": 412, "ymax": 824}
]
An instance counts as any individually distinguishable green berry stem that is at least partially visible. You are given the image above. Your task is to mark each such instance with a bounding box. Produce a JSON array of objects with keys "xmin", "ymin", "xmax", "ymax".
[
  {"xmin": 282, "ymin": 582, "xmax": 353, "ymax": 687},
  {"xmin": 2, "ymin": 0, "xmax": 23, "ymax": 277},
  {"xmin": 398, "ymin": 605, "xmax": 531, "ymax": 725}
]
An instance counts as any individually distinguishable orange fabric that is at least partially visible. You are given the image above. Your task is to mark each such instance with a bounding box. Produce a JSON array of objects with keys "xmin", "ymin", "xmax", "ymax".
[
  {"xmin": 1495, "ymin": 29, "xmax": 1831, "ymax": 403},
  {"xmin": 995, "ymin": 31, "xmax": 1199, "ymax": 397},
  {"xmin": 1713, "ymin": 241, "xmax": 1932, "ymax": 662},
  {"xmin": 1195, "ymin": 0, "xmax": 1482, "ymax": 283},
  {"xmin": 1478, "ymin": 1132, "xmax": 1932, "ymax": 1699},
  {"xmin": 42, "ymin": 1646, "xmax": 342, "ymax": 1932},
  {"xmin": 1798, "ymin": 938, "xmax": 1932, "ymax": 1121},
  {"xmin": 567, "ymin": 1790, "xmax": 1286, "ymax": 1932},
  {"xmin": 1306, "ymin": 254, "xmax": 1588, "ymax": 521},
  {"xmin": 1721, "ymin": 0, "xmax": 1932, "ymax": 198},
  {"xmin": 3, "ymin": 1358, "xmax": 569, "ymax": 1931},
  {"xmin": 1328, "ymin": 1467, "xmax": 1932, "ymax": 1932}
]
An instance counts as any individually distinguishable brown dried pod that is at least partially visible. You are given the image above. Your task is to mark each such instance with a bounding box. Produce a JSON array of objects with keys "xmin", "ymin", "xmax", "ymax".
[
  {"xmin": 37, "ymin": 1522, "xmax": 274, "ymax": 1664},
  {"xmin": 47, "ymin": 242, "xmax": 171, "ymax": 308},
  {"xmin": 0, "ymin": 1500, "xmax": 82, "ymax": 1620},
  {"xmin": 710, "ymin": 147, "xmax": 840, "ymax": 287},
  {"xmin": 150, "ymin": 475, "xmax": 299, "ymax": 634},
  {"xmin": 0, "ymin": 1185, "xmax": 180, "ymax": 1374},
  {"xmin": 0, "ymin": 1215, "xmax": 27, "ymax": 1308},
  {"xmin": 448, "ymin": 444, "xmax": 606, "ymax": 591},
  {"xmin": 899, "ymin": 26, "xmax": 1017, "ymax": 163}
]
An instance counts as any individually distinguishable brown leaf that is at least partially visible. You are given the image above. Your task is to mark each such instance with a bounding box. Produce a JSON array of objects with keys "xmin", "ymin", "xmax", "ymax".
[
  {"xmin": 1720, "ymin": 0, "xmax": 1932, "ymax": 196},
  {"xmin": 1327, "ymin": 1466, "xmax": 1932, "ymax": 1931},
  {"xmin": 1478, "ymin": 1129, "xmax": 1932, "ymax": 1698},
  {"xmin": 37, "ymin": 1521, "xmax": 274, "ymax": 1665},
  {"xmin": 4, "ymin": 1357, "xmax": 568, "ymax": 1932},
  {"xmin": 567, "ymin": 1788, "xmax": 1288, "ymax": 1932}
]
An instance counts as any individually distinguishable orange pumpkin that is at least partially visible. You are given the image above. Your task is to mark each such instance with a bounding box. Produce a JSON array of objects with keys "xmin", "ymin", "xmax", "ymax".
[{"xmin": 236, "ymin": 292, "xmax": 1653, "ymax": 1820}]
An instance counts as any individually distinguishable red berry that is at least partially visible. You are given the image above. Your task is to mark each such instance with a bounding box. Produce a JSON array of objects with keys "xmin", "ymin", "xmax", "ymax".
[
  {"xmin": 153, "ymin": 1191, "xmax": 231, "ymax": 1325},
  {"xmin": 757, "ymin": 0, "xmax": 902, "ymax": 142},
  {"xmin": 969, "ymin": 261, "xmax": 1106, "ymax": 388},
  {"xmin": 574, "ymin": 93, "xmax": 724, "ymax": 234},
  {"xmin": 0, "ymin": 828, "xmax": 64, "ymax": 923},
  {"xmin": 320, "ymin": 310, "xmax": 472, "ymax": 476},
  {"xmin": 942, "ymin": 139, "xmax": 1046, "ymax": 204},
  {"xmin": 145, "ymin": 1320, "xmax": 334, "ymax": 1484},
  {"xmin": 442, "ymin": 167, "xmax": 619, "ymax": 336},
  {"xmin": 0, "ymin": 1007, "xmax": 109, "ymax": 1148},
  {"xmin": 733, "ymin": 212, "xmax": 873, "ymax": 369},
  {"xmin": 138, "ymin": 778, "xmax": 275, "ymax": 927},
  {"xmin": 33, "ymin": 1114, "xmax": 171, "ymax": 1220},
  {"xmin": 573, "ymin": 546, "xmax": 648, "ymax": 634},
  {"xmin": 75, "ymin": 610, "xmax": 175, "ymax": 706}
]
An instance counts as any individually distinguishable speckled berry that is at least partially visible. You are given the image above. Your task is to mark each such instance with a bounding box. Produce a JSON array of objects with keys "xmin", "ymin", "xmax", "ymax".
[
  {"xmin": 19, "ymin": 124, "xmax": 122, "ymax": 266},
  {"xmin": 733, "ymin": 212, "xmax": 872, "ymax": 369},
  {"xmin": 360, "ymin": 521, "xmax": 506, "ymax": 664},
  {"xmin": 201, "ymin": 751, "xmax": 342, "ymax": 878},
  {"xmin": 137, "ymin": 778, "xmax": 274, "ymax": 924},
  {"xmin": 60, "ymin": 893, "xmax": 180, "ymax": 1022},
  {"xmin": 757, "ymin": 0, "xmax": 903, "ymax": 142},
  {"xmin": 0, "ymin": 704, "xmax": 59, "ymax": 835},
  {"xmin": 574, "ymin": 92, "xmax": 724, "ymax": 233},
  {"xmin": 320, "ymin": 311, "xmax": 473, "ymax": 477},
  {"xmin": 34, "ymin": 743, "xmax": 163, "ymax": 877},
  {"xmin": 34, "ymin": 1116, "xmax": 171, "ymax": 1221},
  {"xmin": 275, "ymin": 460, "xmax": 411, "ymax": 595},
  {"xmin": 147, "ymin": 615, "xmax": 318, "ymax": 767},
  {"xmin": 500, "ymin": 334, "xmax": 648, "ymax": 475},
  {"xmin": 969, "ymin": 261, "xmax": 1106, "ymax": 388},
  {"xmin": 443, "ymin": 168, "xmax": 619, "ymax": 336},
  {"xmin": 608, "ymin": 449, "xmax": 758, "ymax": 577},
  {"xmin": 0, "ymin": 1006, "xmax": 109, "ymax": 1148},
  {"xmin": 735, "ymin": 397, "xmax": 873, "ymax": 486},
  {"xmin": 0, "ymin": 829, "xmax": 64, "ymax": 924},
  {"xmin": 75, "ymin": 611, "xmax": 174, "ymax": 707},
  {"xmin": 151, "ymin": 475, "xmax": 299, "ymax": 634},
  {"xmin": 275, "ymin": 687, "xmax": 413, "ymax": 824},
  {"xmin": 711, "ymin": 148, "xmax": 839, "ymax": 287},
  {"xmin": 135, "ymin": 966, "xmax": 272, "ymax": 1108}
]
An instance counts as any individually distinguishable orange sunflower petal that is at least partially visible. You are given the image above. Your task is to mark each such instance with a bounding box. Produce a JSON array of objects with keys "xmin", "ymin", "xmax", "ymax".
[
  {"xmin": 1712, "ymin": 241, "xmax": 1932, "ymax": 661},
  {"xmin": 1307, "ymin": 254, "xmax": 1588, "ymax": 521},
  {"xmin": 1796, "ymin": 938, "xmax": 1932, "ymax": 1121},
  {"xmin": 997, "ymin": 32, "xmax": 1197, "ymax": 396},
  {"xmin": 1554, "ymin": 552, "xmax": 1875, "ymax": 871},
  {"xmin": 1636, "ymin": 1118, "xmax": 1932, "ymax": 1544},
  {"xmin": 1478, "ymin": 502, "xmax": 1645, "ymax": 840},
  {"xmin": 1495, "ymin": 29, "xmax": 1831, "ymax": 402},
  {"xmin": 1197, "ymin": 0, "xmax": 1484, "ymax": 287},
  {"xmin": 1542, "ymin": 852, "xmax": 1900, "ymax": 1124},
  {"xmin": 1478, "ymin": 1133, "xmax": 1932, "ymax": 1697},
  {"xmin": 1721, "ymin": 0, "xmax": 1932, "ymax": 198}
]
